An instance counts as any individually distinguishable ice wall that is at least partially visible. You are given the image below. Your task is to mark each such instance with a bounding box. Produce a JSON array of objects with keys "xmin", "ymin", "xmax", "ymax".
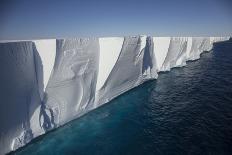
[
  {"xmin": 95, "ymin": 36, "xmax": 157, "ymax": 107},
  {"xmin": 96, "ymin": 37, "xmax": 124, "ymax": 91},
  {"xmin": 42, "ymin": 38, "xmax": 100, "ymax": 128},
  {"xmin": 0, "ymin": 42, "xmax": 44, "ymax": 154},
  {"xmin": 153, "ymin": 37, "xmax": 170, "ymax": 71},
  {"xmin": 161, "ymin": 37, "xmax": 188, "ymax": 71},
  {"xmin": 33, "ymin": 40, "xmax": 56, "ymax": 91},
  {"xmin": 0, "ymin": 36, "xmax": 230, "ymax": 154}
]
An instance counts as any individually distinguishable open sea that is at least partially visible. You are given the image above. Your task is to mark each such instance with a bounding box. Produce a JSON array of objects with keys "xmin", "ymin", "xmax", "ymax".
[{"xmin": 12, "ymin": 40, "xmax": 232, "ymax": 155}]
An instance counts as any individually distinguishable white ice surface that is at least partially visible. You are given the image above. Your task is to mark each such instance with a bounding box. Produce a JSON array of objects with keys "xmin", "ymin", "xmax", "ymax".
[
  {"xmin": 33, "ymin": 40, "xmax": 56, "ymax": 90},
  {"xmin": 95, "ymin": 36, "xmax": 158, "ymax": 107},
  {"xmin": 153, "ymin": 37, "xmax": 171, "ymax": 71},
  {"xmin": 0, "ymin": 41, "xmax": 43, "ymax": 155},
  {"xmin": 186, "ymin": 37, "xmax": 193, "ymax": 59},
  {"xmin": 96, "ymin": 37, "xmax": 124, "ymax": 91},
  {"xmin": 44, "ymin": 38, "xmax": 99, "ymax": 126},
  {"xmin": 174, "ymin": 37, "xmax": 188, "ymax": 67},
  {"xmin": 160, "ymin": 37, "xmax": 188, "ymax": 71},
  {"xmin": 140, "ymin": 35, "xmax": 147, "ymax": 52}
]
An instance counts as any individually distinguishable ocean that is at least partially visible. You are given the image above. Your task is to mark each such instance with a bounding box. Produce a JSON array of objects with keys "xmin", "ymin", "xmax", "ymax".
[{"xmin": 12, "ymin": 40, "xmax": 232, "ymax": 155}]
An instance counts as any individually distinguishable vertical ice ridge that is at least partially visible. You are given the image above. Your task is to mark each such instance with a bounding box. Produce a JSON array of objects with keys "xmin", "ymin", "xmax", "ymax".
[
  {"xmin": 0, "ymin": 41, "xmax": 43, "ymax": 154},
  {"xmin": 186, "ymin": 37, "xmax": 193, "ymax": 60},
  {"xmin": 142, "ymin": 36, "xmax": 158, "ymax": 79},
  {"xmin": 43, "ymin": 38, "xmax": 99, "ymax": 128},
  {"xmin": 153, "ymin": 37, "xmax": 171, "ymax": 71},
  {"xmin": 96, "ymin": 37, "xmax": 124, "ymax": 91},
  {"xmin": 188, "ymin": 37, "xmax": 210, "ymax": 61},
  {"xmin": 95, "ymin": 36, "xmax": 158, "ymax": 107},
  {"xmin": 33, "ymin": 40, "xmax": 56, "ymax": 91},
  {"xmin": 160, "ymin": 37, "xmax": 188, "ymax": 71}
]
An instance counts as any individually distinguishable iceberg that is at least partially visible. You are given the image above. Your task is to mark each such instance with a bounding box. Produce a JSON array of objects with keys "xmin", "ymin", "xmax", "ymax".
[{"xmin": 0, "ymin": 36, "xmax": 230, "ymax": 154}]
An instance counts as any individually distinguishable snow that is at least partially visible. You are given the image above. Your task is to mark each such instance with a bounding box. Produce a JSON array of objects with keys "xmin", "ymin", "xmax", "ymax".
[{"xmin": 0, "ymin": 36, "xmax": 230, "ymax": 155}]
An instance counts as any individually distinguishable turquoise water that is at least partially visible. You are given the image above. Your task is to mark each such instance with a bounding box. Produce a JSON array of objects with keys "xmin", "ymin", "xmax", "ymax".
[{"xmin": 12, "ymin": 40, "xmax": 232, "ymax": 155}]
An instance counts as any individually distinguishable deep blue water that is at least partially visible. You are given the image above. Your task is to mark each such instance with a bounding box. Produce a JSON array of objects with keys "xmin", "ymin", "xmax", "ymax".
[{"xmin": 12, "ymin": 40, "xmax": 232, "ymax": 155}]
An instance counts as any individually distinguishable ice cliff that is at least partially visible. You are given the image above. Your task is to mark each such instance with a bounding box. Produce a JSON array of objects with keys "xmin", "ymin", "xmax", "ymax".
[{"xmin": 0, "ymin": 36, "xmax": 230, "ymax": 154}]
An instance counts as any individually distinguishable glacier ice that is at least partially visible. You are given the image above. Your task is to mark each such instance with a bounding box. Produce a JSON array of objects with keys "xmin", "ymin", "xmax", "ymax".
[
  {"xmin": 33, "ymin": 40, "xmax": 56, "ymax": 91},
  {"xmin": 153, "ymin": 37, "xmax": 171, "ymax": 71},
  {"xmin": 0, "ymin": 36, "xmax": 230, "ymax": 155},
  {"xmin": 96, "ymin": 37, "xmax": 124, "ymax": 91},
  {"xmin": 95, "ymin": 36, "xmax": 157, "ymax": 107},
  {"xmin": 0, "ymin": 41, "xmax": 43, "ymax": 154},
  {"xmin": 160, "ymin": 37, "xmax": 188, "ymax": 71},
  {"xmin": 43, "ymin": 38, "xmax": 100, "ymax": 127}
]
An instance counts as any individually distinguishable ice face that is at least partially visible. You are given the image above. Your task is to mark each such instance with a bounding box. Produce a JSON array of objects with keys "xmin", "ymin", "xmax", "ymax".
[
  {"xmin": 96, "ymin": 37, "xmax": 124, "ymax": 91},
  {"xmin": 42, "ymin": 38, "xmax": 100, "ymax": 128},
  {"xmin": 0, "ymin": 41, "xmax": 44, "ymax": 155},
  {"xmin": 95, "ymin": 36, "xmax": 158, "ymax": 107},
  {"xmin": 142, "ymin": 36, "xmax": 157, "ymax": 80},
  {"xmin": 0, "ymin": 36, "xmax": 230, "ymax": 154},
  {"xmin": 160, "ymin": 37, "xmax": 188, "ymax": 71},
  {"xmin": 186, "ymin": 37, "xmax": 193, "ymax": 60},
  {"xmin": 33, "ymin": 40, "xmax": 56, "ymax": 91},
  {"xmin": 153, "ymin": 37, "xmax": 171, "ymax": 71},
  {"xmin": 210, "ymin": 37, "xmax": 231, "ymax": 44},
  {"xmin": 187, "ymin": 37, "xmax": 213, "ymax": 61}
]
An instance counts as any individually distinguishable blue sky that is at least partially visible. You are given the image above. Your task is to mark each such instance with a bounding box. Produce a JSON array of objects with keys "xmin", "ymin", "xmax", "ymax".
[{"xmin": 0, "ymin": 0, "xmax": 231, "ymax": 39}]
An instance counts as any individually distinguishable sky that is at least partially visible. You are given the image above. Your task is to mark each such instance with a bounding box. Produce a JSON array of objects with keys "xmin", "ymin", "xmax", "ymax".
[{"xmin": 0, "ymin": 0, "xmax": 231, "ymax": 40}]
